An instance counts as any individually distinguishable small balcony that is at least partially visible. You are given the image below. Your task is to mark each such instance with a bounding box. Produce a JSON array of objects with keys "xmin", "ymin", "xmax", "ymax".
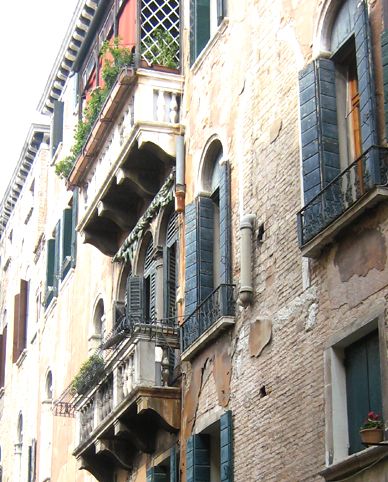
[
  {"xmin": 181, "ymin": 284, "xmax": 236, "ymax": 361},
  {"xmin": 73, "ymin": 318, "xmax": 180, "ymax": 480},
  {"xmin": 297, "ymin": 146, "xmax": 388, "ymax": 257}
]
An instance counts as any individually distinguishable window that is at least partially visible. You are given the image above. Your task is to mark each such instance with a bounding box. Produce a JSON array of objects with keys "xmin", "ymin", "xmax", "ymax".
[
  {"xmin": 297, "ymin": 0, "xmax": 379, "ymax": 249},
  {"xmin": 186, "ymin": 411, "xmax": 232, "ymax": 482},
  {"xmin": 45, "ymin": 371, "xmax": 53, "ymax": 401},
  {"xmin": 326, "ymin": 318, "xmax": 386, "ymax": 464},
  {"xmin": 90, "ymin": 299, "xmax": 105, "ymax": 351},
  {"xmin": 190, "ymin": 0, "xmax": 226, "ymax": 64},
  {"xmin": 51, "ymin": 100, "xmax": 64, "ymax": 157},
  {"xmin": 147, "ymin": 446, "xmax": 179, "ymax": 482},
  {"xmin": 13, "ymin": 280, "xmax": 28, "ymax": 363}
]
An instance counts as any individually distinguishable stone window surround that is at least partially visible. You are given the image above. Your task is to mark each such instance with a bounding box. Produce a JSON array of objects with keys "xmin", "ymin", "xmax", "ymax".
[{"xmin": 323, "ymin": 304, "xmax": 388, "ymax": 472}]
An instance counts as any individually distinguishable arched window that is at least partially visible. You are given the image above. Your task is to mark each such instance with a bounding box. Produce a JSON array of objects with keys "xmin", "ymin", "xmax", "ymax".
[
  {"xmin": 93, "ymin": 299, "xmax": 105, "ymax": 338},
  {"xmin": 45, "ymin": 371, "xmax": 53, "ymax": 400}
]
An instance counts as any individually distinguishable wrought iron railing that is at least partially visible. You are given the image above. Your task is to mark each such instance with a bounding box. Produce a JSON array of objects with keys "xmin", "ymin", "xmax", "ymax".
[
  {"xmin": 181, "ymin": 284, "xmax": 236, "ymax": 352},
  {"xmin": 297, "ymin": 146, "xmax": 388, "ymax": 247}
]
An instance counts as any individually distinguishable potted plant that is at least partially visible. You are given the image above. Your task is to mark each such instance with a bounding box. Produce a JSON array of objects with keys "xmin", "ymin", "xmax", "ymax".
[
  {"xmin": 142, "ymin": 28, "xmax": 179, "ymax": 71},
  {"xmin": 359, "ymin": 411, "xmax": 384, "ymax": 444},
  {"xmin": 71, "ymin": 354, "xmax": 105, "ymax": 396}
]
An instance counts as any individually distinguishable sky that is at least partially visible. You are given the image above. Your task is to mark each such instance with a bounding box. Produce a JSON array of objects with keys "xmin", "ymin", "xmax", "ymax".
[{"xmin": 0, "ymin": 0, "xmax": 80, "ymax": 198}]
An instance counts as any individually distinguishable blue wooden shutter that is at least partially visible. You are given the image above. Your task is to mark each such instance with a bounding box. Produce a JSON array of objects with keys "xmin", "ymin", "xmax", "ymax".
[
  {"xmin": 170, "ymin": 445, "xmax": 178, "ymax": 482},
  {"xmin": 146, "ymin": 467, "xmax": 168, "ymax": 482},
  {"xmin": 219, "ymin": 162, "xmax": 231, "ymax": 285},
  {"xmin": 355, "ymin": 0, "xmax": 377, "ymax": 153},
  {"xmin": 220, "ymin": 411, "xmax": 233, "ymax": 482},
  {"xmin": 185, "ymin": 202, "xmax": 198, "ymax": 317},
  {"xmin": 198, "ymin": 196, "xmax": 214, "ymax": 303},
  {"xmin": 382, "ymin": 30, "xmax": 388, "ymax": 139},
  {"xmin": 345, "ymin": 330, "xmax": 382, "ymax": 454},
  {"xmin": 149, "ymin": 271, "xmax": 157, "ymax": 322},
  {"xmin": 126, "ymin": 275, "xmax": 146, "ymax": 327},
  {"xmin": 51, "ymin": 100, "xmax": 64, "ymax": 157},
  {"xmin": 217, "ymin": 0, "xmax": 225, "ymax": 25},
  {"xmin": 61, "ymin": 208, "xmax": 72, "ymax": 279},
  {"xmin": 53, "ymin": 221, "xmax": 61, "ymax": 295},
  {"xmin": 45, "ymin": 238, "xmax": 56, "ymax": 307},
  {"xmin": 147, "ymin": 468, "xmax": 153, "ymax": 482},
  {"xmin": 190, "ymin": 0, "xmax": 210, "ymax": 64},
  {"xmin": 186, "ymin": 434, "xmax": 210, "ymax": 482},
  {"xmin": 71, "ymin": 189, "xmax": 78, "ymax": 269},
  {"xmin": 299, "ymin": 59, "xmax": 340, "ymax": 204},
  {"xmin": 164, "ymin": 244, "xmax": 177, "ymax": 322}
]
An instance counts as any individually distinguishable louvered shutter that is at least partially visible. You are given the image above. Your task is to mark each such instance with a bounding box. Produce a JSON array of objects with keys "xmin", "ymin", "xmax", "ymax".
[
  {"xmin": 217, "ymin": 0, "xmax": 225, "ymax": 25},
  {"xmin": 54, "ymin": 221, "xmax": 61, "ymax": 295},
  {"xmin": 186, "ymin": 434, "xmax": 210, "ymax": 482},
  {"xmin": 126, "ymin": 275, "xmax": 146, "ymax": 326},
  {"xmin": 19, "ymin": 280, "xmax": 28, "ymax": 354},
  {"xmin": 198, "ymin": 196, "xmax": 214, "ymax": 303},
  {"xmin": 45, "ymin": 239, "xmax": 56, "ymax": 307},
  {"xmin": 146, "ymin": 467, "xmax": 167, "ymax": 482},
  {"xmin": 299, "ymin": 59, "xmax": 341, "ymax": 204},
  {"xmin": 13, "ymin": 294, "xmax": 20, "ymax": 363},
  {"xmin": 149, "ymin": 271, "xmax": 156, "ymax": 322},
  {"xmin": 219, "ymin": 163, "xmax": 231, "ymax": 285},
  {"xmin": 165, "ymin": 244, "xmax": 177, "ymax": 322},
  {"xmin": 345, "ymin": 330, "xmax": 382, "ymax": 454},
  {"xmin": 28, "ymin": 439, "xmax": 36, "ymax": 482},
  {"xmin": 0, "ymin": 326, "xmax": 6, "ymax": 387},
  {"xmin": 71, "ymin": 189, "xmax": 78, "ymax": 269},
  {"xmin": 185, "ymin": 202, "xmax": 198, "ymax": 317},
  {"xmin": 382, "ymin": 30, "xmax": 388, "ymax": 139},
  {"xmin": 147, "ymin": 468, "xmax": 153, "ymax": 482},
  {"xmin": 220, "ymin": 411, "xmax": 233, "ymax": 482},
  {"xmin": 190, "ymin": 0, "xmax": 210, "ymax": 64},
  {"xmin": 51, "ymin": 100, "xmax": 64, "ymax": 157},
  {"xmin": 61, "ymin": 208, "xmax": 72, "ymax": 279},
  {"xmin": 170, "ymin": 445, "xmax": 178, "ymax": 482}
]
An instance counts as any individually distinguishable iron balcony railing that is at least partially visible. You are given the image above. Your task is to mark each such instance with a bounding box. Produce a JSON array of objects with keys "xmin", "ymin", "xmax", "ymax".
[
  {"xmin": 297, "ymin": 146, "xmax": 388, "ymax": 247},
  {"xmin": 181, "ymin": 284, "xmax": 236, "ymax": 352}
]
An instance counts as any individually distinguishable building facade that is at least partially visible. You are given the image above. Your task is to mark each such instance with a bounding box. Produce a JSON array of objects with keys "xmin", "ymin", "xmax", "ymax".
[{"xmin": 1, "ymin": 0, "xmax": 388, "ymax": 481}]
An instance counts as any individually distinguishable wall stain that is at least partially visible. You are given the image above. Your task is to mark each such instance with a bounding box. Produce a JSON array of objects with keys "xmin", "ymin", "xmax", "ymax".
[{"xmin": 334, "ymin": 228, "xmax": 386, "ymax": 282}]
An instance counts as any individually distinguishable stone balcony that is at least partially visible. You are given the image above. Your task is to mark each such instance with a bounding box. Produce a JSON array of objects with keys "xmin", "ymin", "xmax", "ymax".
[
  {"xmin": 73, "ymin": 322, "xmax": 180, "ymax": 480},
  {"xmin": 69, "ymin": 67, "xmax": 184, "ymax": 256}
]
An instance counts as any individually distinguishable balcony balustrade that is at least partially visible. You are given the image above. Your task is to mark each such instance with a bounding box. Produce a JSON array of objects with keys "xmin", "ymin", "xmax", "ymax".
[
  {"xmin": 181, "ymin": 284, "xmax": 236, "ymax": 359},
  {"xmin": 297, "ymin": 146, "xmax": 388, "ymax": 257}
]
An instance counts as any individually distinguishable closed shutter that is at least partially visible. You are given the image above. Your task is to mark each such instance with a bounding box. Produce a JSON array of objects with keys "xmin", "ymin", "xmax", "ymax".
[
  {"xmin": 13, "ymin": 294, "xmax": 20, "ymax": 363},
  {"xmin": 126, "ymin": 275, "xmax": 146, "ymax": 326},
  {"xmin": 165, "ymin": 244, "xmax": 177, "ymax": 322},
  {"xmin": 61, "ymin": 208, "xmax": 72, "ymax": 279},
  {"xmin": 186, "ymin": 434, "xmax": 210, "ymax": 482},
  {"xmin": 220, "ymin": 411, "xmax": 233, "ymax": 482},
  {"xmin": 170, "ymin": 445, "xmax": 178, "ymax": 482},
  {"xmin": 54, "ymin": 221, "xmax": 61, "ymax": 295},
  {"xmin": 185, "ymin": 202, "xmax": 198, "ymax": 317},
  {"xmin": 71, "ymin": 188, "xmax": 78, "ymax": 269},
  {"xmin": 149, "ymin": 272, "xmax": 156, "ymax": 322},
  {"xmin": 345, "ymin": 330, "xmax": 382, "ymax": 454},
  {"xmin": 198, "ymin": 196, "xmax": 214, "ymax": 303},
  {"xmin": 299, "ymin": 59, "xmax": 341, "ymax": 204},
  {"xmin": 190, "ymin": 0, "xmax": 210, "ymax": 64},
  {"xmin": 45, "ymin": 239, "xmax": 56, "ymax": 307},
  {"xmin": 19, "ymin": 280, "xmax": 28, "ymax": 354},
  {"xmin": 51, "ymin": 100, "xmax": 64, "ymax": 157},
  {"xmin": 147, "ymin": 468, "xmax": 153, "ymax": 482},
  {"xmin": 146, "ymin": 467, "xmax": 168, "ymax": 482},
  {"xmin": 219, "ymin": 162, "xmax": 231, "ymax": 285},
  {"xmin": 27, "ymin": 439, "xmax": 36, "ymax": 482}
]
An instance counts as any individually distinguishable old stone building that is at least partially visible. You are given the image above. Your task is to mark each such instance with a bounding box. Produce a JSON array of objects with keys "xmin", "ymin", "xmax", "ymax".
[{"xmin": 1, "ymin": 0, "xmax": 388, "ymax": 481}]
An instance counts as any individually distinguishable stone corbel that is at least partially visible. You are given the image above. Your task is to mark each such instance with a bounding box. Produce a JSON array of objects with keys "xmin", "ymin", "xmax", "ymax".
[
  {"xmin": 116, "ymin": 167, "xmax": 158, "ymax": 198},
  {"xmin": 113, "ymin": 419, "xmax": 155, "ymax": 453},
  {"xmin": 97, "ymin": 200, "xmax": 133, "ymax": 231},
  {"xmin": 95, "ymin": 438, "xmax": 132, "ymax": 470}
]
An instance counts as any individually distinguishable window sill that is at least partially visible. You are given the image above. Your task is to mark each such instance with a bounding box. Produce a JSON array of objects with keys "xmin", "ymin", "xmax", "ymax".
[
  {"xmin": 301, "ymin": 186, "xmax": 388, "ymax": 258},
  {"xmin": 181, "ymin": 315, "xmax": 235, "ymax": 361},
  {"xmin": 191, "ymin": 18, "xmax": 229, "ymax": 75},
  {"xmin": 44, "ymin": 296, "xmax": 58, "ymax": 317},
  {"xmin": 320, "ymin": 445, "xmax": 388, "ymax": 481},
  {"xmin": 15, "ymin": 348, "xmax": 27, "ymax": 368}
]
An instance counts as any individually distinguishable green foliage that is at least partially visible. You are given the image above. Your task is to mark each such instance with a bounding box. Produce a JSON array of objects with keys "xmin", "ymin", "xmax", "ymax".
[
  {"xmin": 71, "ymin": 354, "xmax": 105, "ymax": 396},
  {"xmin": 143, "ymin": 28, "xmax": 179, "ymax": 69},
  {"xmin": 55, "ymin": 156, "xmax": 74, "ymax": 179},
  {"xmin": 55, "ymin": 38, "xmax": 133, "ymax": 180}
]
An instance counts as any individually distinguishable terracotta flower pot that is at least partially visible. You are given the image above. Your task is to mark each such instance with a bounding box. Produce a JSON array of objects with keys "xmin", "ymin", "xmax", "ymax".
[{"xmin": 360, "ymin": 428, "xmax": 384, "ymax": 444}]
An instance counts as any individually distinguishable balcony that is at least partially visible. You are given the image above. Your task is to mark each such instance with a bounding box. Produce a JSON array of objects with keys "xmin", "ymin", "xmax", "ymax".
[
  {"xmin": 73, "ymin": 318, "xmax": 180, "ymax": 480},
  {"xmin": 181, "ymin": 284, "xmax": 236, "ymax": 361},
  {"xmin": 297, "ymin": 146, "xmax": 388, "ymax": 258},
  {"xmin": 69, "ymin": 65, "xmax": 183, "ymax": 256}
]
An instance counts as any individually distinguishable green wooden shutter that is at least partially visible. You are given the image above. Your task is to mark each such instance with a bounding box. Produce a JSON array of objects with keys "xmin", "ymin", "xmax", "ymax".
[
  {"xmin": 217, "ymin": 0, "xmax": 225, "ymax": 25},
  {"xmin": 54, "ymin": 221, "xmax": 61, "ymax": 295},
  {"xmin": 190, "ymin": 0, "xmax": 210, "ymax": 64},
  {"xmin": 185, "ymin": 202, "xmax": 198, "ymax": 317},
  {"xmin": 170, "ymin": 445, "xmax": 178, "ymax": 482},
  {"xmin": 0, "ymin": 326, "xmax": 6, "ymax": 388},
  {"xmin": 165, "ymin": 244, "xmax": 177, "ymax": 322},
  {"xmin": 126, "ymin": 275, "xmax": 146, "ymax": 327},
  {"xmin": 220, "ymin": 411, "xmax": 233, "ymax": 482},
  {"xmin": 71, "ymin": 189, "xmax": 78, "ymax": 269},
  {"xmin": 149, "ymin": 271, "xmax": 156, "ymax": 322},
  {"xmin": 19, "ymin": 279, "xmax": 28, "ymax": 353},
  {"xmin": 299, "ymin": 59, "xmax": 340, "ymax": 204},
  {"xmin": 61, "ymin": 208, "xmax": 72, "ymax": 279},
  {"xmin": 147, "ymin": 468, "xmax": 153, "ymax": 482},
  {"xmin": 45, "ymin": 238, "xmax": 56, "ymax": 307},
  {"xmin": 219, "ymin": 162, "xmax": 231, "ymax": 285},
  {"xmin": 146, "ymin": 467, "xmax": 168, "ymax": 482},
  {"xmin": 382, "ymin": 30, "xmax": 388, "ymax": 140},
  {"xmin": 51, "ymin": 100, "xmax": 64, "ymax": 157},
  {"xmin": 345, "ymin": 330, "xmax": 382, "ymax": 454},
  {"xmin": 355, "ymin": 0, "xmax": 377, "ymax": 153},
  {"xmin": 198, "ymin": 196, "xmax": 214, "ymax": 303},
  {"xmin": 186, "ymin": 434, "xmax": 210, "ymax": 482}
]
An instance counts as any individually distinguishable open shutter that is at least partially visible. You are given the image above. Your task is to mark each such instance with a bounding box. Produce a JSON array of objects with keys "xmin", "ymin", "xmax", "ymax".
[
  {"xmin": 170, "ymin": 445, "xmax": 178, "ymax": 482},
  {"xmin": 217, "ymin": 0, "xmax": 225, "ymax": 25},
  {"xmin": 13, "ymin": 294, "xmax": 20, "ymax": 363},
  {"xmin": 0, "ymin": 326, "xmax": 6, "ymax": 387},
  {"xmin": 355, "ymin": 0, "xmax": 377, "ymax": 153},
  {"xmin": 220, "ymin": 411, "xmax": 233, "ymax": 482},
  {"xmin": 45, "ymin": 239, "xmax": 56, "ymax": 307},
  {"xmin": 198, "ymin": 196, "xmax": 214, "ymax": 303},
  {"xmin": 28, "ymin": 439, "xmax": 36, "ymax": 482},
  {"xmin": 61, "ymin": 208, "xmax": 72, "ymax": 279},
  {"xmin": 53, "ymin": 221, "xmax": 61, "ymax": 295},
  {"xmin": 299, "ymin": 59, "xmax": 340, "ymax": 204},
  {"xmin": 146, "ymin": 467, "xmax": 167, "ymax": 482},
  {"xmin": 185, "ymin": 202, "xmax": 198, "ymax": 317},
  {"xmin": 381, "ymin": 30, "xmax": 388, "ymax": 139},
  {"xmin": 190, "ymin": 0, "xmax": 210, "ymax": 64},
  {"xmin": 19, "ymin": 280, "xmax": 28, "ymax": 354},
  {"xmin": 71, "ymin": 189, "xmax": 78, "ymax": 268},
  {"xmin": 126, "ymin": 275, "xmax": 146, "ymax": 327},
  {"xmin": 186, "ymin": 434, "xmax": 210, "ymax": 482},
  {"xmin": 165, "ymin": 244, "xmax": 177, "ymax": 322},
  {"xmin": 147, "ymin": 468, "xmax": 153, "ymax": 482},
  {"xmin": 345, "ymin": 330, "xmax": 382, "ymax": 454},
  {"xmin": 149, "ymin": 271, "xmax": 157, "ymax": 322},
  {"xmin": 51, "ymin": 100, "xmax": 64, "ymax": 157},
  {"xmin": 219, "ymin": 162, "xmax": 231, "ymax": 285}
]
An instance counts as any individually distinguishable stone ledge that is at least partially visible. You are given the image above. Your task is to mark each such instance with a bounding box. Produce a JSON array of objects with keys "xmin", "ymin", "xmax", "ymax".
[{"xmin": 181, "ymin": 316, "xmax": 235, "ymax": 362}]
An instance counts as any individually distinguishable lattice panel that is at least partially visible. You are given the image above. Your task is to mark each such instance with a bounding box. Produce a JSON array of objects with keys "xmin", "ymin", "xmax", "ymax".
[{"xmin": 140, "ymin": 0, "xmax": 180, "ymax": 67}]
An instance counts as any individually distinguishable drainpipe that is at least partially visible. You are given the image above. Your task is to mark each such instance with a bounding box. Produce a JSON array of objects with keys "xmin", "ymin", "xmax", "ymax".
[
  {"xmin": 238, "ymin": 214, "xmax": 256, "ymax": 307},
  {"xmin": 175, "ymin": 135, "xmax": 185, "ymax": 212}
]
